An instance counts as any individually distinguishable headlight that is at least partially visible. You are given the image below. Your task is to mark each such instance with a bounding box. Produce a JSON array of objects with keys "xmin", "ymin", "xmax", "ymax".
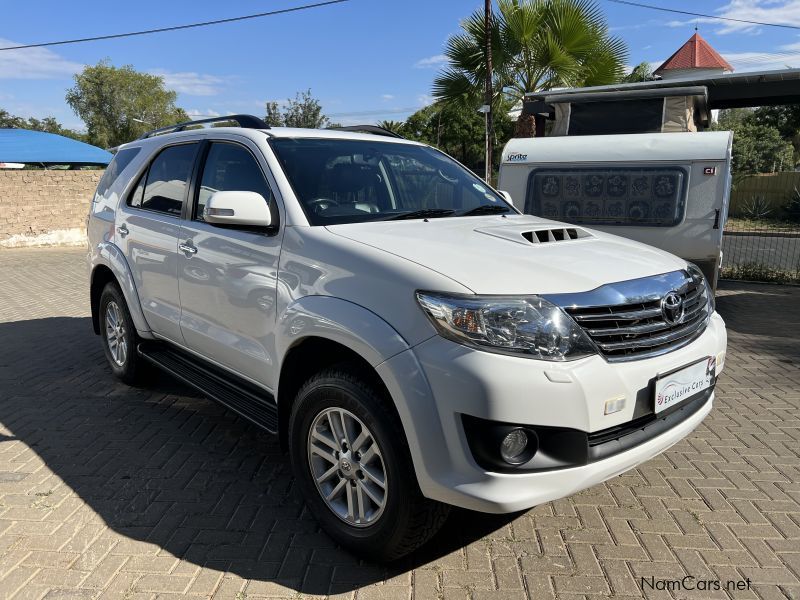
[
  {"xmin": 686, "ymin": 263, "xmax": 714, "ymax": 314},
  {"xmin": 415, "ymin": 292, "xmax": 597, "ymax": 361}
]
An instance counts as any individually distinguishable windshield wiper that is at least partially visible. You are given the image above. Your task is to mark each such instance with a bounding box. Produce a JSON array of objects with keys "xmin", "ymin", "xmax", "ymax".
[
  {"xmin": 461, "ymin": 204, "xmax": 511, "ymax": 216},
  {"xmin": 386, "ymin": 208, "xmax": 456, "ymax": 221}
]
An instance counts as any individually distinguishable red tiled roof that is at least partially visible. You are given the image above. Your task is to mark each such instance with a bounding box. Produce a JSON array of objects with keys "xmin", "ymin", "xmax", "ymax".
[{"xmin": 654, "ymin": 33, "xmax": 734, "ymax": 74}]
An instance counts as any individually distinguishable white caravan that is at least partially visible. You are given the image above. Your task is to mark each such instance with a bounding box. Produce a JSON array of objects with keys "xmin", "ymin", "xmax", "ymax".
[{"xmin": 498, "ymin": 131, "xmax": 733, "ymax": 288}]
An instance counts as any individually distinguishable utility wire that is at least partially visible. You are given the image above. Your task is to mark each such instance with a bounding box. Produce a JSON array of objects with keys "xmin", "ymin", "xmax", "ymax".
[
  {"xmin": 0, "ymin": 0, "xmax": 350, "ymax": 51},
  {"xmin": 605, "ymin": 0, "xmax": 800, "ymax": 31}
]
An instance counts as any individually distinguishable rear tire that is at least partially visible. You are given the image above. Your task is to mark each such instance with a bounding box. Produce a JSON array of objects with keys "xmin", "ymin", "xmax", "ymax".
[
  {"xmin": 288, "ymin": 366, "xmax": 449, "ymax": 561},
  {"xmin": 98, "ymin": 282, "xmax": 145, "ymax": 385}
]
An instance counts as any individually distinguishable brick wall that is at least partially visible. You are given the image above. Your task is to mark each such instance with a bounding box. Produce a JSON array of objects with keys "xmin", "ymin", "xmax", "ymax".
[{"xmin": 0, "ymin": 170, "xmax": 103, "ymax": 247}]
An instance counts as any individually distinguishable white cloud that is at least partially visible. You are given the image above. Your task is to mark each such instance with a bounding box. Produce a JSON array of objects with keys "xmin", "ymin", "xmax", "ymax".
[
  {"xmin": 0, "ymin": 38, "xmax": 82, "ymax": 80},
  {"xmin": 186, "ymin": 108, "xmax": 222, "ymax": 118},
  {"xmin": 414, "ymin": 54, "xmax": 448, "ymax": 69},
  {"xmin": 149, "ymin": 69, "xmax": 226, "ymax": 96},
  {"xmin": 665, "ymin": 1, "xmax": 800, "ymax": 35},
  {"xmin": 417, "ymin": 94, "xmax": 436, "ymax": 107},
  {"xmin": 381, "ymin": 94, "xmax": 394, "ymax": 101},
  {"xmin": 722, "ymin": 49, "xmax": 800, "ymax": 71}
]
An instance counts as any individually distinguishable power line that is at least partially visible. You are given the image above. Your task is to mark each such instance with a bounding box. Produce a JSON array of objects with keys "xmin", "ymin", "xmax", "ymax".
[
  {"xmin": 605, "ymin": 0, "xmax": 800, "ymax": 31},
  {"xmin": 0, "ymin": 0, "xmax": 350, "ymax": 51}
]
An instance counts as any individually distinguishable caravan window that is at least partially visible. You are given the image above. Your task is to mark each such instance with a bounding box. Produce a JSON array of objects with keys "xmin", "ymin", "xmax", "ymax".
[{"xmin": 524, "ymin": 167, "xmax": 687, "ymax": 227}]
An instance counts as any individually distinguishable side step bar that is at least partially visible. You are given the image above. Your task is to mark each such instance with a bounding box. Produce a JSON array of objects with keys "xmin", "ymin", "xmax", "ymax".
[{"xmin": 138, "ymin": 342, "xmax": 278, "ymax": 433}]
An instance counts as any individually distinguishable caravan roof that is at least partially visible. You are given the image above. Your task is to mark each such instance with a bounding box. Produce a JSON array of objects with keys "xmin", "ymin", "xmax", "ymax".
[{"xmin": 501, "ymin": 131, "xmax": 732, "ymax": 164}]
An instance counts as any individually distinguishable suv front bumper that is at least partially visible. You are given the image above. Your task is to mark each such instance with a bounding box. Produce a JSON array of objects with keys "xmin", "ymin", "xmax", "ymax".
[{"xmin": 376, "ymin": 312, "xmax": 726, "ymax": 513}]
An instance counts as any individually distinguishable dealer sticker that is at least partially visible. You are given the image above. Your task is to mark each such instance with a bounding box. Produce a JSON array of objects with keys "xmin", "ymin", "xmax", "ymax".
[{"xmin": 654, "ymin": 357, "xmax": 715, "ymax": 414}]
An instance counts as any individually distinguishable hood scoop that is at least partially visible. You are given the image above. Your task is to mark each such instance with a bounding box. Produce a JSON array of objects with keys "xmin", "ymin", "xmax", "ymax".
[{"xmin": 475, "ymin": 224, "xmax": 593, "ymax": 246}]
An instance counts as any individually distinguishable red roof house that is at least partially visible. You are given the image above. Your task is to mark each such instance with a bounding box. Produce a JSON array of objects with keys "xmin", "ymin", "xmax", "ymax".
[{"xmin": 655, "ymin": 33, "xmax": 734, "ymax": 80}]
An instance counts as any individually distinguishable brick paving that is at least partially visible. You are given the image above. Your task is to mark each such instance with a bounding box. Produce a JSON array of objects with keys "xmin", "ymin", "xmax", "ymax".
[{"xmin": 0, "ymin": 247, "xmax": 798, "ymax": 600}]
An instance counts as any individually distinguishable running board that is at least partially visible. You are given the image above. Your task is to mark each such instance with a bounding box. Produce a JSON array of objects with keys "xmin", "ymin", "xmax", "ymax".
[{"xmin": 137, "ymin": 342, "xmax": 278, "ymax": 433}]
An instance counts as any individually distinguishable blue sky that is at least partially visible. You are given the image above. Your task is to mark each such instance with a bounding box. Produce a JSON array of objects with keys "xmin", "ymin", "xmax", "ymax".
[{"xmin": 3, "ymin": 0, "xmax": 800, "ymax": 130}]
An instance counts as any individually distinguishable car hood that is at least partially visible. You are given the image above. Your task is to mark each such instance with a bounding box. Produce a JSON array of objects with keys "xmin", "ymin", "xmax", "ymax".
[{"xmin": 326, "ymin": 214, "xmax": 688, "ymax": 295}]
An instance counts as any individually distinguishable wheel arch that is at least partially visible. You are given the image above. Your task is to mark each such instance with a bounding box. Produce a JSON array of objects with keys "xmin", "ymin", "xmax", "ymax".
[
  {"xmin": 274, "ymin": 296, "xmax": 412, "ymax": 450},
  {"xmin": 89, "ymin": 242, "xmax": 152, "ymax": 337}
]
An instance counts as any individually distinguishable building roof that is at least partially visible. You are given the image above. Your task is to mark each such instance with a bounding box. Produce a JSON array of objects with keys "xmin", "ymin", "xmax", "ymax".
[
  {"xmin": 524, "ymin": 68, "xmax": 800, "ymax": 110},
  {"xmin": 0, "ymin": 129, "xmax": 112, "ymax": 166},
  {"xmin": 654, "ymin": 33, "xmax": 733, "ymax": 75}
]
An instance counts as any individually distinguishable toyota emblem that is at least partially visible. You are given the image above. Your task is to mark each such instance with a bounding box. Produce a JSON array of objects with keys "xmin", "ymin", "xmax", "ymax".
[{"xmin": 661, "ymin": 291, "xmax": 684, "ymax": 325}]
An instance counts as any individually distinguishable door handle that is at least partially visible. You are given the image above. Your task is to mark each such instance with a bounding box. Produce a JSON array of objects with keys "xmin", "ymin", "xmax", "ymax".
[
  {"xmin": 179, "ymin": 241, "xmax": 198, "ymax": 256},
  {"xmin": 713, "ymin": 209, "xmax": 721, "ymax": 230},
  {"xmin": 116, "ymin": 223, "xmax": 129, "ymax": 237}
]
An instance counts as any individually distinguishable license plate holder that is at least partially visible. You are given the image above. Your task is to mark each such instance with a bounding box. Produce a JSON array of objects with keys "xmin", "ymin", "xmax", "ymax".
[{"xmin": 654, "ymin": 357, "xmax": 716, "ymax": 414}]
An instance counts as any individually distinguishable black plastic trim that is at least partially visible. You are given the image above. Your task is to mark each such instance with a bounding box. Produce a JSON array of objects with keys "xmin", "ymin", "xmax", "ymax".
[
  {"xmin": 138, "ymin": 341, "xmax": 277, "ymax": 433},
  {"xmin": 462, "ymin": 385, "xmax": 713, "ymax": 474}
]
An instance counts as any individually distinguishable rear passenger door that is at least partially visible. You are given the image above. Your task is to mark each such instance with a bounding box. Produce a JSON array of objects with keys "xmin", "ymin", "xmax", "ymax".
[
  {"xmin": 117, "ymin": 142, "xmax": 200, "ymax": 343},
  {"xmin": 177, "ymin": 139, "xmax": 283, "ymax": 389}
]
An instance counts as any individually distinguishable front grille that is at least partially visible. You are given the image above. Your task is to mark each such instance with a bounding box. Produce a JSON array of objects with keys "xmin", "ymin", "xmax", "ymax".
[{"xmin": 565, "ymin": 273, "xmax": 710, "ymax": 362}]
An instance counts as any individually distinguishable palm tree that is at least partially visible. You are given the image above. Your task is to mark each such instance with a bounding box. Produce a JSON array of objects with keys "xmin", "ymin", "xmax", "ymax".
[
  {"xmin": 377, "ymin": 120, "xmax": 406, "ymax": 135},
  {"xmin": 433, "ymin": 0, "xmax": 628, "ymax": 137}
]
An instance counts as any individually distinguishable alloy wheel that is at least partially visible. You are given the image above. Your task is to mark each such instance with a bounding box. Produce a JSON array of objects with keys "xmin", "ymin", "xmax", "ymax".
[
  {"xmin": 307, "ymin": 407, "xmax": 387, "ymax": 527},
  {"xmin": 104, "ymin": 300, "xmax": 128, "ymax": 367}
]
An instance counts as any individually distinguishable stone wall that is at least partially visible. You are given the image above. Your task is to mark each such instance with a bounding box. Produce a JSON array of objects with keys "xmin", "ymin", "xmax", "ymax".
[{"xmin": 0, "ymin": 170, "xmax": 103, "ymax": 248}]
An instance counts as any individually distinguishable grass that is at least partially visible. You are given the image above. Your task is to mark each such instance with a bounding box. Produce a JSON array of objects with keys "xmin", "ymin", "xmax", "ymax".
[
  {"xmin": 720, "ymin": 263, "xmax": 800, "ymax": 285},
  {"xmin": 725, "ymin": 217, "xmax": 799, "ymax": 232}
]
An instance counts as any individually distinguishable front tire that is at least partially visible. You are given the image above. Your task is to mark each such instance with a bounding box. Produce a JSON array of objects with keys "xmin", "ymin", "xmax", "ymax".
[
  {"xmin": 99, "ymin": 282, "xmax": 145, "ymax": 385},
  {"xmin": 289, "ymin": 367, "xmax": 449, "ymax": 561}
]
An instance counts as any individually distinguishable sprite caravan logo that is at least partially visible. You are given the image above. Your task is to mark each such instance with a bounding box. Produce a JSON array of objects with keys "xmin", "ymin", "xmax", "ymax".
[{"xmin": 506, "ymin": 153, "xmax": 528, "ymax": 162}]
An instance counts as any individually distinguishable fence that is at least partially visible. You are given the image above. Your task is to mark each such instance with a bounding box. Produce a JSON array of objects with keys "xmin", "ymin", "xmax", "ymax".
[{"xmin": 722, "ymin": 172, "xmax": 800, "ymax": 284}]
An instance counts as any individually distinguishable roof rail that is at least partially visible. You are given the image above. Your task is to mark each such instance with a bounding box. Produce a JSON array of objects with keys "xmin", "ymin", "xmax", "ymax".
[
  {"xmin": 327, "ymin": 125, "xmax": 403, "ymax": 139},
  {"xmin": 138, "ymin": 114, "xmax": 269, "ymax": 140}
]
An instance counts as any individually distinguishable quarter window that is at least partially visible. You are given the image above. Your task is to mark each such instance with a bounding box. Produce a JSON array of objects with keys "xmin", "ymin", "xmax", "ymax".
[
  {"xmin": 130, "ymin": 143, "xmax": 198, "ymax": 215},
  {"xmin": 525, "ymin": 167, "xmax": 687, "ymax": 227},
  {"xmin": 196, "ymin": 142, "xmax": 273, "ymax": 221},
  {"xmin": 96, "ymin": 147, "xmax": 141, "ymax": 198}
]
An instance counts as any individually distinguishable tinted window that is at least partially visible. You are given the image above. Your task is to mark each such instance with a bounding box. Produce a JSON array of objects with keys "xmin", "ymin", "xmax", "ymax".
[
  {"xmin": 96, "ymin": 147, "xmax": 140, "ymax": 198},
  {"xmin": 270, "ymin": 138, "xmax": 509, "ymax": 225},
  {"xmin": 525, "ymin": 167, "xmax": 687, "ymax": 227},
  {"xmin": 139, "ymin": 144, "xmax": 198, "ymax": 215},
  {"xmin": 196, "ymin": 143, "xmax": 272, "ymax": 221}
]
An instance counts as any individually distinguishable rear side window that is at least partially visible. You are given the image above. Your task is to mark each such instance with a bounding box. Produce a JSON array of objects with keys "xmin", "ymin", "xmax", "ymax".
[
  {"xmin": 129, "ymin": 143, "xmax": 198, "ymax": 215},
  {"xmin": 96, "ymin": 147, "xmax": 140, "ymax": 198},
  {"xmin": 196, "ymin": 142, "xmax": 272, "ymax": 221},
  {"xmin": 525, "ymin": 167, "xmax": 687, "ymax": 227}
]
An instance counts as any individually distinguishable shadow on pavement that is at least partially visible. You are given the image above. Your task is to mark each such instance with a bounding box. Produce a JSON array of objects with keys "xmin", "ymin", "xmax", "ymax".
[
  {"xmin": 0, "ymin": 316, "xmax": 518, "ymax": 593},
  {"xmin": 716, "ymin": 283, "xmax": 800, "ymax": 362}
]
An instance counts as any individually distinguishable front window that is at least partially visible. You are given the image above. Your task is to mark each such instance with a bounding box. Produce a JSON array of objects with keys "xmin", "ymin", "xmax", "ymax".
[{"xmin": 270, "ymin": 138, "xmax": 511, "ymax": 225}]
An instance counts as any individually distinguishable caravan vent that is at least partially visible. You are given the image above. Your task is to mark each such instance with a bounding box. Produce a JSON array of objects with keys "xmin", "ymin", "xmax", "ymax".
[{"xmin": 521, "ymin": 228, "xmax": 591, "ymax": 244}]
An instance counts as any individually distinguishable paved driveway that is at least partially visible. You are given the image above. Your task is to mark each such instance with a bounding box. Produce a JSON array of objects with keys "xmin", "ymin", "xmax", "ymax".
[{"xmin": 0, "ymin": 247, "xmax": 798, "ymax": 600}]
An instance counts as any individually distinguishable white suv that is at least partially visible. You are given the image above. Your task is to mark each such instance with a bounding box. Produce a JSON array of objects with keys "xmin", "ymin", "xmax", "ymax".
[{"xmin": 88, "ymin": 115, "xmax": 727, "ymax": 560}]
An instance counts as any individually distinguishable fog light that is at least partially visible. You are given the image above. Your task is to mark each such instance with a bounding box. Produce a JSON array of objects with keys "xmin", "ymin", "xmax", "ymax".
[{"xmin": 500, "ymin": 428, "xmax": 530, "ymax": 465}]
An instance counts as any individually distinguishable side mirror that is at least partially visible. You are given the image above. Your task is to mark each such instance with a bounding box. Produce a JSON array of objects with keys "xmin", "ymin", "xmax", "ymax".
[
  {"xmin": 498, "ymin": 190, "xmax": 514, "ymax": 205},
  {"xmin": 204, "ymin": 191, "xmax": 272, "ymax": 227}
]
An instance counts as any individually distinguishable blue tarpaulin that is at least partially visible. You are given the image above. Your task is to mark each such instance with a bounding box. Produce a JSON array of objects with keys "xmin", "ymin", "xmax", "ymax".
[{"xmin": 0, "ymin": 128, "xmax": 112, "ymax": 165}]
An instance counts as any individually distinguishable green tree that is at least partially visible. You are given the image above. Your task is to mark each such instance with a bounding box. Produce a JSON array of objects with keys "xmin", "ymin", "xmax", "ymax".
[
  {"xmin": 264, "ymin": 90, "xmax": 329, "ymax": 128},
  {"xmin": 401, "ymin": 101, "xmax": 514, "ymax": 174},
  {"xmin": 376, "ymin": 120, "xmax": 406, "ymax": 135},
  {"xmin": 712, "ymin": 109, "xmax": 794, "ymax": 179},
  {"xmin": 433, "ymin": 0, "xmax": 627, "ymax": 137},
  {"xmin": 622, "ymin": 61, "xmax": 653, "ymax": 83},
  {"xmin": 66, "ymin": 61, "xmax": 188, "ymax": 148},
  {"xmin": 0, "ymin": 109, "xmax": 85, "ymax": 141}
]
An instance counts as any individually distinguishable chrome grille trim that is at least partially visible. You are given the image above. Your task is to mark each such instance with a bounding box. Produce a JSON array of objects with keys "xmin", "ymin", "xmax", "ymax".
[{"xmin": 544, "ymin": 270, "xmax": 710, "ymax": 362}]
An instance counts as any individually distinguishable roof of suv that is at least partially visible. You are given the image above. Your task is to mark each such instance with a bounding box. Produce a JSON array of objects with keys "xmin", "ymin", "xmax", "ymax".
[{"xmin": 118, "ymin": 126, "xmax": 422, "ymax": 152}]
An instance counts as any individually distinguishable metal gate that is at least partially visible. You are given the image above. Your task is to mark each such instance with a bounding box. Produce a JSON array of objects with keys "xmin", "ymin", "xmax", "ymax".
[{"xmin": 722, "ymin": 172, "xmax": 800, "ymax": 284}]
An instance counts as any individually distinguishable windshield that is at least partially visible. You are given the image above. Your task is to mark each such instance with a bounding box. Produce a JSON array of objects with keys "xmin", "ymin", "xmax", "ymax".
[{"xmin": 270, "ymin": 138, "xmax": 512, "ymax": 225}]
